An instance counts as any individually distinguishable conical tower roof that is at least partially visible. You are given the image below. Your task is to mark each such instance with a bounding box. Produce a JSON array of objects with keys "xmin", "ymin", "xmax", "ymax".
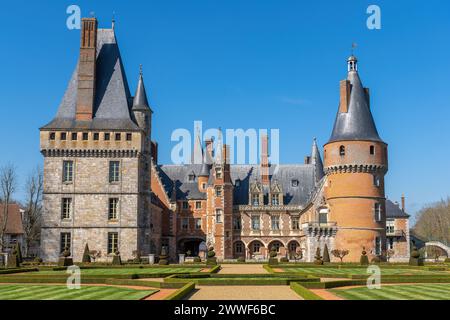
[
  {"xmin": 132, "ymin": 66, "xmax": 152, "ymax": 112},
  {"xmin": 311, "ymin": 138, "xmax": 324, "ymax": 183},
  {"xmin": 328, "ymin": 56, "xmax": 383, "ymax": 143}
]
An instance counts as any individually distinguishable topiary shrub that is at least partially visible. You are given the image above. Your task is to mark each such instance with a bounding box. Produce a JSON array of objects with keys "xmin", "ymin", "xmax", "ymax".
[
  {"xmin": 409, "ymin": 246, "xmax": 424, "ymax": 266},
  {"xmin": 268, "ymin": 247, "xmax": 279, "ymax": 266},
  {"xmin": 193, "ymin": 257, "xmax": 202, "ymax": 263},
  {"xmin": 314, "ymin": 247, "xmax": 323, "ymax": 265},
  {"xmin": 159, "ymin": 247, "xmax": 169, "ymax": 265},
  {"xmin": 371, "ymin": 256, "xmax": 381, "ymax": 264},
  {"xmin": 6, "ymin": 249, "xmax": 20, "ymax": 269},
  {"xmin": 206, "ymin": 247, "xmax": 217, "ymax": 266},
  {"xmin": 34, "ymin": 257, "xmax": 43, "ymax": 264},
  {"xmin": 58, "ymin": 247, "xmax": 73, "ymax": 267},
  {"xmin": 360, "ymin": 247, "xmax": 369, "ymax": 266},
  {"xmin": 237, "ymin": 257, "xmax": 246, "ymax": 263},
  {"xmin": 323, "ymin": 244, "xmax": 330, "ymax": 263},
  {"xmin": 280, "ymin": 257, "xmax": 289, "ymax": 263},
  {"xmin": 82, "ymin": 244, "xmax": 91, "ymax": 263},
  {"xmin": 14, "ymin": 242, "xmax": 23, "ymax": 264},
  {"xmin": 112, "ymin": 251, "xmax": 122, "ymax": 266}
]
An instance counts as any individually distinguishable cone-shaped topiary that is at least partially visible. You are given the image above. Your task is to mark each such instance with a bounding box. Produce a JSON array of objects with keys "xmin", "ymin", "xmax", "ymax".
[
  {"xmin": 112, "ymin": 251, "xmax": 122, "ymax": 265},
  {"xmin": 360, "ymin": 247, "xmax": 369, "ymax": 266},
  {"xmin": 323, "ymin": 244, "xmax": 330, "ymax": 263},
  {"xmin": 6, "ymin": 249, "xmax": 20, "ymax": 268},
  {"xmin": 58, "ymin": 247, "xmax": 73, "ymax": 267},
  {"xmin": 82, "ymin": 244, "xmax": 91, "ymax": 263},
  {"xmin": 314, "ymin": 247, "xmax": 323, "ymax": 265}
]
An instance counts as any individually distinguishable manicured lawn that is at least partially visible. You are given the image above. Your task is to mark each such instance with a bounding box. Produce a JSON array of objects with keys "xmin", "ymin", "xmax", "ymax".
[
  {"xmin": 0, "ymin": 284, "xmax": 157, "ymax": 300},
  {"xmin": 29, "ymin": 267, "xmax": 202, "ymax": 276},
  {"xmin": 281, "ymin": 267, "xmax": 448, "ymax": 276},
  {"xmin": 331, "ymin": 283, "xmax": 450, "ymax": 300}
]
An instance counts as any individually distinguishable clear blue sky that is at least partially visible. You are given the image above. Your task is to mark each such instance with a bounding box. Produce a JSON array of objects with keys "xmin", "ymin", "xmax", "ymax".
[{"xmin": 1, "ymin": 0, "xmax": 449, "ymax": 220}]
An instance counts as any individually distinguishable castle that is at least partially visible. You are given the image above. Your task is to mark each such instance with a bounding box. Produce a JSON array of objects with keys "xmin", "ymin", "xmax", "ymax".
[{"xmin": 40, "ymin": 18, "xmax": 410, "ymax": 263}]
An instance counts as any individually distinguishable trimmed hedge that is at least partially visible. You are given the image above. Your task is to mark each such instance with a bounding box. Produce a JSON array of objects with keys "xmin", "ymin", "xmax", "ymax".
[
  {"xmin": 290, "ymin": 282, "xmax": 323, "ymax": 300},
  {"xmin": 0, "ymin": 268, "xmax": 38, "ymax": 275},
  {"xmin": 164, "ymin": 282, "xmax": 196, "ymax": 300}
]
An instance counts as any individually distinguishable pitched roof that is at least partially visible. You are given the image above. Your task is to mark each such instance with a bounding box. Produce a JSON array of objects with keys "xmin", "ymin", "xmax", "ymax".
[
  {"xmin": 157, "ymin": 164, "xmax": 316, "ymax": 206},
  {"xmin": 42, "ymin": 29, "xmax": 139, "ymax": 131},
  {"xmin": 386, "ymin": 200, "xmax": 410, "ymax": 218},
  {"xmin": 328, "ymin": 56, "xmax": 383, "ymax": 143},
  {"xmin": 0, "ymin": 203, "xmax": 24, "ymax": 235}
]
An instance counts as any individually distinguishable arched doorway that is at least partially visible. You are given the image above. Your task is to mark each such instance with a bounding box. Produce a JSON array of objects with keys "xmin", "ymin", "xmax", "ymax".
[
  {"xmin": 248, "ymin": 240, "xmax": 265, "ymax": 259},
  {"xmin": 178, "ymin": 238, "xmax": 205, "ymax": 257},
  {"xmin": 268, "ymin": 240, "xmax": 285, "ymax": 257},
  {"xmin": 287, "ymin": 240, "xmax": 301, "ymax": 259},
  {"xmin": 233, "ymin": 241, "xmax": 245, "ymax": 259}
]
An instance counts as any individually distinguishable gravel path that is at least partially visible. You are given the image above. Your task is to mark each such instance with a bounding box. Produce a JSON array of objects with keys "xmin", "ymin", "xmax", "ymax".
[
  {"xmin": 218, "ymin": 264, "xmax": 268, "ymax": 274},
  {"xmin": 186, "ymin": 285, "xmax": 302, "ymax": 300}
]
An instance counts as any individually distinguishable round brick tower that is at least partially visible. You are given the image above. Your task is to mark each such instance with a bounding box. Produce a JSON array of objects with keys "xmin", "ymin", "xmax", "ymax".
[{"xmin": 323, "ymin": 55, "xmax": 388, "ymax": 262}]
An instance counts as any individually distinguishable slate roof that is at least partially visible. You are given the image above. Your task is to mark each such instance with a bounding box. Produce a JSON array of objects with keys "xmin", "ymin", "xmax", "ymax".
[
  {"xmin": 0, "ymin": 204, "xmax": 24, "ymax": 235},
  {"xmin": 328, "ymin": 56, "xmax": 383, "ymax": 143},
  {"xmin": 156, "ymin": 164, "xmax": 317, "ymax": 206},
  {"xmin": 386, "ymin": 200, "xmax": 410, "ymax": 218},
  {"xmin": 42, "ymin": 28, "xmax": 140, "ymax": 131}
]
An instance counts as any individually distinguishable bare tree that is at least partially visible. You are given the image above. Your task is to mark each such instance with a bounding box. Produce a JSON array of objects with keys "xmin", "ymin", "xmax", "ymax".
[
  {"xmin": 414, "ymin": 199, "xmax": 450, "ymax": 245},
  {"xmin": 0, "ymin": 164, "xmax": 18, "ymax": 252},
  {"xmin": 331, "ymin": 249, "xmax": 350, "ymax": 263},
  {"xmin": 22, "ymin": 166, "xmax": 43, "ymax": 257}
]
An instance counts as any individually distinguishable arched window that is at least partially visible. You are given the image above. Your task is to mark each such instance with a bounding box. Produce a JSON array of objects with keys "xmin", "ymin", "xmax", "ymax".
[
  {"xmin": 370, "ymin": 145, "xmax": 375, "ymax": 155},
  {"xmin": 339, "ymin": 145, "xmax": 346, "ymax": 156},
  {"xmin": 235, "ymin": 242, "xmax": 243, "ymax": 254}
]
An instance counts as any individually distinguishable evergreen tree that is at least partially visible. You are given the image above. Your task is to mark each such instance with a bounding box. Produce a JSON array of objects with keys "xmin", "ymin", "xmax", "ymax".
[
  {"xmin": 82, "ymin": 243, "xmax": 91, "ymax": 263},
  {"xmin": 322, "ymin": 244, "xmax": 330, "ymax": 263}
]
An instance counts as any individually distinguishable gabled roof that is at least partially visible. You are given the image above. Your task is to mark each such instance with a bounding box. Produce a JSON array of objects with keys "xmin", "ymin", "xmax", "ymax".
[
  {"xmin": 42, "ymin": 29, "xmax": 139, "ymax": 131},
  {"xmin": 0, "ymin": 204, "xmax": 24, "ymax": 235},
  {"xmin": 328, "ymin": 56, "xmax": 383, "ymax": 143},
  {"xmin": 386, "ymin": 200, "xmax": 410, "ymax": 218}
]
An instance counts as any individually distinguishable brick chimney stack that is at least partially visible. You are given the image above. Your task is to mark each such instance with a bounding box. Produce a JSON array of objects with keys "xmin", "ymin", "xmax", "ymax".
[
  {"xmin": 76, "ymin": 18, "xmax": 98, "ymax": 121},
  {"xmin": 339, "ymin": 80, "xmax": 351, "ymax": 113},
  {"xmin": 401, "ymin": 194, "xmax": 406, "ymax": 213},
  {"xmin": 261, "ymin": 135, "xmax": 270, "ymax": 185}
]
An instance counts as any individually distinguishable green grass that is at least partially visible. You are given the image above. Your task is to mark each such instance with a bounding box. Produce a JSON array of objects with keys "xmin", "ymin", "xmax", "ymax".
[
  {"xmin": 281, "ymin": 267, "xmax": 448, "ymax": 276},
  {"xmin": 0, "ymin": 284, "xmax": 157, "ymax": 300},
  {"xmin": 28, "ymin": 267, "xmax": 202, "ymax": 276},
  {"xmin": 332, "ymin": 283, "xmax": 450, "ymax": 300}
]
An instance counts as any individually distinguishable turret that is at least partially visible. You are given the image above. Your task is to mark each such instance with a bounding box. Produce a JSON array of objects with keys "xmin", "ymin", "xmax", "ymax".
[
  {"xmin": 132, "ymin": 66, "xmax": 153, "ymax": 139},
  {"xmin": 323, "ymin": 55, "xmax": 388, "ymax": 262}
]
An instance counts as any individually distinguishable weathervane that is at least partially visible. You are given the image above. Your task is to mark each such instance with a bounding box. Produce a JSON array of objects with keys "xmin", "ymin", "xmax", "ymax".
[
  {"xmin": 351, "ymin": 43, "xmax": 358, "ymax": 56},
  {"xmin": 112, "ymin": 11, "xmax": 116, "ymax": 29}
]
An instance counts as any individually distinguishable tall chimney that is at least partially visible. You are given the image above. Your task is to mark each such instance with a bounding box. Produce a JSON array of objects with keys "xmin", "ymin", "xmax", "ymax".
[
  {"xmin": 339, "ymin": 80, "xmax": 351, "ymax": 113},
  {"xmin": 76, "ymin": 18, "xmax": 98, "ymax": 121},
  {"xmin": 261, "ymin": 135, "xmax": 270, "ymax": 185},
  {"xmin": 205, "ymin": 139, "xmax": 214, "ymax": 164},
  {"xmin": 401, "ymin": 194, "xmax": 406, "ymax": 213}
]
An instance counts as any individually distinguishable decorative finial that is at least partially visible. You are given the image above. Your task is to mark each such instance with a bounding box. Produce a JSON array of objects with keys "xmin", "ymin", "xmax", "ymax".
[
  {"xmin": 112, "ymin": 11, "xmax": 116, "ymax": 29},
  {"xmin": 90, "ymin": 11, "xmax": 96, "ymax": 18},
  {"xmin": 351, "ymin": 42, "xmax": 358, "ymax": 56},
  {"xmin": 139, "ymin": 64, "xmax": 143, "ymax": 77}
]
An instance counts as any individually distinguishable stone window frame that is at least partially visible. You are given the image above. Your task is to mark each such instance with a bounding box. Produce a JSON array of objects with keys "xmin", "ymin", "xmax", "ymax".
[
  {"xmin": 181, "ymin": 217, "xmax": 189, "ymax": 230},
  {"xmin": 126, "ymin": 133, "xmax": 132, "ymax": 141},
  {"xmin": 215, "ymin": 209, "xmax": 223, "ymax": 224},
  {"xmin": 374, "ymin": 203, "xmax": 382, "ymax": 222},
  {"xmin": 71, "ymin": 132, "xmax": 78, "ymax": 141},
  {"xmin": 195, "ymin": 201, "xmax": 202, "ymax": 209},
  {"xmin": 109, "ymin": 161, "xmax": 121, "ymax": 184},
  {"xmin": 291, "ymin": 216, "xmax": 300, "ymax": 230},
  {"xmin": 115, "ymin": 133, "xmax": 122, "ymax": 141},
  {"xmin": 386, "ymin": 219, "xmax": 395, "ymax": 234},
  {"xmin": 182, "ymin": 201, "xmax": 189, "ymax": 210},
  {"xmin": 251, "ymin": 193, "xmax": 260, "ymax": 206},
  {"xmin": 108, "ymin": 198, "xmax": 119, "ymax": 221},
  {"xmin": 373, "ymin": 175, "xmax": 381, "ymax": 187},
  {"xmin": 215, "ymin": 167, "xmax": 223, "ymax": 179},
  {"xmin": 61, "ymin": 198, "xmax": 72, "ymax": 220},
  {"xmin": 49, "ymin": 132, "xmax": 56, "ymax": 141},
  {"xmin": 233, "ymin": 216, "xmax": 242, "ymax": 230},
  {"xmin": 252, "ymin": 242, "xmax": 261, "ymax": 253},
  {"xmin": 93, "ymin": 133, "xmax": 100, "ymax": 141},
  {"xmin": 251, "ymin": 215, "xmax": 261, "ymax": 231},
  {"xmin": 339, "ymin": 145, "xmax": 346, "ymax": 156},
  {"xmin": 104, "ymin": 133, "xmax": 111, "ymax": 141},
  {"xmin": 271, "ymin": 215, "xmax": 281, "ymax": 231},
  {"xmin": 194, "ymin": 218, "xmax": 202, "ymax": 230},
  {"xmin": 82, "ymin": 132, "xmax": 89, "ymax": 141},
  {"xmin": 107, "ymin": 232, "xmax": 119, "ymax": 255},
  {"xmin": 60, "ymin": 232, "xmax": 71, "ymax": 254},
  {"xmin": 62, "ymin": 161, "xmax": 74, "ymax": 184},
  {"xmin": 375, "ymin": 236, "xmax": 382, "ymax": 256},
  {"xmin": 60, "ymin": 132, "xmax": 67, "ymax": 141},
  {"xmin": 215, "ymin": 186, "xmax": 223, "ymax": 197},
  {"xmin": 235, "ymin": 242, "xmax": 244, "ymax": 254}
]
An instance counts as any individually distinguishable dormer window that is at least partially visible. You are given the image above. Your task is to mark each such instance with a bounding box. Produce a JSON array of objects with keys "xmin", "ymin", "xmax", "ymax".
[
  {"xmin": 215, "ymin": 167, "xmax": 223, "ymax": 179},
  {"xmin": 252, "ymin": 194, "xmax": 260, "ymax": 206},
  {"xmin": 188, "ymin": 174, "xmax": 195, "ymax": 182},
  {"xmin": 291, "ymin": 180, "xmax": 299, "ymax": 187},
  {"xmin": 272, "ymin": 195, "xmax": 280, "ymax": 206},
  {"xmin": 339, "ymin": 145, "xmax": 346, "ymax": 156}
]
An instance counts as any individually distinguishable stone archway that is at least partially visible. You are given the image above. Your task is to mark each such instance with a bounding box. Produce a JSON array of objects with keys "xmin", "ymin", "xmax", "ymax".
[
  {"xmin": 178, "ymin": 238, "xmax": 205, "ymax": 257},
  {"xmin": 425, "ymin": 241, "xmax": 450, "ymax": 260},
  {"xmin": 248, "ymin": 240, "xmax": 266, "ymax": 260},
  {"xmin": 233, "ymin": 241, "xmax": 245, "ymax": 259},
  {"xmin": 268, "ymin": 240, "xmax": 286, "ymax": 257}
]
